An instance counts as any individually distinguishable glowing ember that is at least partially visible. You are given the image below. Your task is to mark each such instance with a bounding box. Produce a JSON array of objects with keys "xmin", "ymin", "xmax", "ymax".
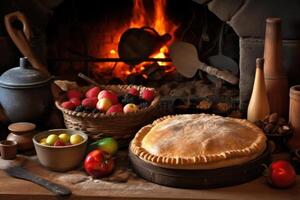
[{"xmin": 95, "ymin": 0, "xmax": 178, "ymax": 80}]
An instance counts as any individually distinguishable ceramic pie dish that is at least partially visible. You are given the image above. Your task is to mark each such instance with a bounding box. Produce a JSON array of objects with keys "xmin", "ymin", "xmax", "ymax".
[{"xmin": 129, "ymin": 114, "xmax": 271, "ymax": 188}]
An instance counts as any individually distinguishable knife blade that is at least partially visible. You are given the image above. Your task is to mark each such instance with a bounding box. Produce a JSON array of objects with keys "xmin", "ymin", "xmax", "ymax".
[{"xmin": 4, "ymin": 166, "xmax": 71, "ymax": 196}]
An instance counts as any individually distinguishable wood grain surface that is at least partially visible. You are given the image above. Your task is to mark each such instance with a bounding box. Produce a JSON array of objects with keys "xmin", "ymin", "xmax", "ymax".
[{"xmin": 0, "ymin": 151, "xmax": 299, "ymax": 200}]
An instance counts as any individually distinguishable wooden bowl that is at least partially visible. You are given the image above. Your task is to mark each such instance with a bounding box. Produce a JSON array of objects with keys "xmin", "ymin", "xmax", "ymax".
[{"xmin": 33, "ymin": 129, "xmax": 88, "ymax": 172}]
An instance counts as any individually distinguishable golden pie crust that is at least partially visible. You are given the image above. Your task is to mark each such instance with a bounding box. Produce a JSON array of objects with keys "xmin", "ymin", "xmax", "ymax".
[{"xmin": 130, "ymin": 114, "xmax": 267, "ymax": 169}]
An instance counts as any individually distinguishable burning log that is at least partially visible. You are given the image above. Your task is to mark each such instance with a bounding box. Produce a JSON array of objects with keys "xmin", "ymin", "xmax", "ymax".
[
  {"xmin": 118, "ymin": 27, "xmax": 171, "ymax": 65},
  {"xmin": 143, "ymin": 62, "xmax": 167, "ymax": 81}
]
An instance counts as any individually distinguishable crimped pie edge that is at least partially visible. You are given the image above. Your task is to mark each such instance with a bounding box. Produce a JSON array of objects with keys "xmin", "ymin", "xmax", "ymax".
[{"xmin": 130, "ymin": 114, "xmax": 267, "ymax": 169}]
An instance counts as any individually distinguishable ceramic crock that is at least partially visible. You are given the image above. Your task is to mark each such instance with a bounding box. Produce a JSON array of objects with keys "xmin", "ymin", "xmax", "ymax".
[{"xmin": 0, "ymin": 57, "xmax": 53, "ymax": 122}]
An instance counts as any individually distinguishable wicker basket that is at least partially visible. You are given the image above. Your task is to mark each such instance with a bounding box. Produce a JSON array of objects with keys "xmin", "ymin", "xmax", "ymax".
[{"xmin": 55, "ymin": 85, "xmax": 160, "ymax": 142}]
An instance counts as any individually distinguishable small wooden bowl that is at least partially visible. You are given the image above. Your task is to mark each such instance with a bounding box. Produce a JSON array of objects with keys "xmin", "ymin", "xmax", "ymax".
[{"xmin": 33, "ymin": 129, "xmax": 88, "ymax": 172}]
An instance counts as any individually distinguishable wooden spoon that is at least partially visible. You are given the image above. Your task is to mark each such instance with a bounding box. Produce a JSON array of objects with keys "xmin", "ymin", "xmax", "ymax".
[
  {"xmin": 169, "ymin": 41, "xmax": 239, "ymax": 85},
  {"xmin": 4, "ymin": 11, "xmax": 50, "ymax": 76}
]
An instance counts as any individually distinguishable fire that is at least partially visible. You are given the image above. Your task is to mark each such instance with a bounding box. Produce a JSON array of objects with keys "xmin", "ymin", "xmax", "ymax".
[{"xmin": 95, "ymin": 0, "xmax": 178, "ymax": 80}]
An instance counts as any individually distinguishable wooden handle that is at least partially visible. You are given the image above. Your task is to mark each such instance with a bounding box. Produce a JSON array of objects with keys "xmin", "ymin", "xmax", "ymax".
[
  {"xmin": 78, "ymin": 73, "xmax": 102, "ymax": 88},
  {"xmin": 198, "ymin": 62, "xmax": 239, "ymax": 85},
  {"xmin": 5, "ymin": 166, "xmax": 71, "ymax": 196},
  {"xmin": 4, "ymin": 11, "xmax": 50, "ymax": 76}
]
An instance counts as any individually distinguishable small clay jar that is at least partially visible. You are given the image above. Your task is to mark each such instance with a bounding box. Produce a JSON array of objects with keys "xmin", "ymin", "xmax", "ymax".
[{"xmin": 7, "ymin": 122, "xmax": 36, "ymax": 151}]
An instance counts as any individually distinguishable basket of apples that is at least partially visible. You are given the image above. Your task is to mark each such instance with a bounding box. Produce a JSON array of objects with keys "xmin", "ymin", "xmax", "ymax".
[{"xmin": 55, "ymin": 85, "xmax": 160, "ymax": 142}]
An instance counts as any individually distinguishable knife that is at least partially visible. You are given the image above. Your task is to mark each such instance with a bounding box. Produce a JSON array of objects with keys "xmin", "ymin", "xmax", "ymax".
[{"xmin": 4, "ymin": 166, "xmax": 71, "ymax": 196}]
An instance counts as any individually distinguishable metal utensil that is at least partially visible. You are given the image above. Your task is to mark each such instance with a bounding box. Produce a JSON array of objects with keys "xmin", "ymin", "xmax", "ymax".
[
  {"xmin": 207, "ymin": 22, "xmax": 239, "ymax": 82},
  {"xmin": 169, "ymin": 41, "xmax": 238, "ymax": 85},
  {"xmin": 0, "ymin": 157, "xmax": 71, "ymax": 196}
]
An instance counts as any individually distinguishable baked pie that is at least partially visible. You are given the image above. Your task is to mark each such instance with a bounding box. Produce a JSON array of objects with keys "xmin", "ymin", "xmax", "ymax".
[{"xmin": 130, "ymin": 114, "xmax": 267, "ymax": 169}]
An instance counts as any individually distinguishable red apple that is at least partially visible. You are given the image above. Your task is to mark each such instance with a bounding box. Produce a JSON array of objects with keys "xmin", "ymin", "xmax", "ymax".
[
  {"xmin": 70, "ymin": 98, "xmax": 81, "ymax": 107},
  {"xmin": 84, "ymin": 149, "xmax": 115, "ymax": 178},
  {"xmin": 123, "ymin": 103, "xmax": 139, "ymax": 113},
  {"xmin": 97, "ymin": 90, "xmax": 118, "ymax": 105},
  {"xmin": 128, "ymin": 88, "xmax": 139, "ymax": 96},
  {"xmin": 141, "ymin": 89, "xmax": 155, "ymax": 102},
  {"xmin": 86, "ymin": 86, "xmax": 101, "ymax": 98},
  {"xmin": 107, "ymin": 104, "xmax": 123, "ymax": 114},
  {"xmin": 53, "ymin": 140, "xmax": 65, "ymax": 146},
  {"xmin": 96, "ymin": 98, "xmax": 112, "ymax": 112},
  {"xmin": 82, "ymin": 97, "xmax": 98, "ymax": 109},
  {"xmin": 61, "ymin": 101, "xmax": 76, "ymax": 110},
  {"xmin": 67, "ymin": 89, "xmax": 82, "ymax": 100}
]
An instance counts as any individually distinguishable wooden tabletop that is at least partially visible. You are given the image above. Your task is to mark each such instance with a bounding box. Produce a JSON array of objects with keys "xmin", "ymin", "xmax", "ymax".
[{"xmin": 0, "ymin": 153, "xmax": 299, "ymax": 200}]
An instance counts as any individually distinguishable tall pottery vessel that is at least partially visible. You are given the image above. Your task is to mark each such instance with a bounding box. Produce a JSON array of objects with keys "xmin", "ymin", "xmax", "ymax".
[
  {"xmin": 247, "ymin": 58, "xmax": 270, "ymax": 122},
  {"xmin": 263, "ymin": 18, "xmax": 289, "ymax": 118},
  {"xmin": 288, "ymin": 86, "xmax": 300, "ymax": 149}
]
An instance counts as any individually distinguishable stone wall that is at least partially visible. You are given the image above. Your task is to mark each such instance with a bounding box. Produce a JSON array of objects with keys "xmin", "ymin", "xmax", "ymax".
[{"xmin": 194, "ymin": 0, "xmax": 300, "ymax": 113}]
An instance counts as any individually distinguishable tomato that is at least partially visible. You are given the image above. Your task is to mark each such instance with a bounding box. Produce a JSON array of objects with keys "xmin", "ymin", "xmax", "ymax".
[
  {"xmin": 84, "ymin": 149, "xmax": 115, "ymax": 178},
  {"xmin": 268, "ymin": 160, "xmax": 296, "ymax": 188}
]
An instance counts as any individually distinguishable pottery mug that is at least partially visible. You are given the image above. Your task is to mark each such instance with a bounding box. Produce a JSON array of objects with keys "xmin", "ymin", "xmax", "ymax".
[{"xmin": 0, "ymin": 140, "xmax": 17, "ymax": 160}]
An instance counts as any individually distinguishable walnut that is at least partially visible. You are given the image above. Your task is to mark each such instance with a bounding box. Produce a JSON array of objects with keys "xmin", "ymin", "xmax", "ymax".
[
  {"xmin": 271, "ymin": 124, "xmax": 280, "ymax": 134},
  {"xmin": 264, "ymin": 123, "xmax": 274, "ymax": 134},
  {"xmin": 269, "ymin": 113, "xmax": 279, "ymax": 124},
  {"xmin": 277, "ymin": 117, "xmax": 286, "ymax": 126},
  {"xmin": 278, "ymin": 125, "xmax": 291, "ymax": 135}
]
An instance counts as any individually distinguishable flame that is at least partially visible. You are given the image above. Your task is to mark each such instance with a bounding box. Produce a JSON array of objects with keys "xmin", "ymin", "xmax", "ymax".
[{"xmin": 95, "ymin": 0, "xmax": 178, "ymax": 80}]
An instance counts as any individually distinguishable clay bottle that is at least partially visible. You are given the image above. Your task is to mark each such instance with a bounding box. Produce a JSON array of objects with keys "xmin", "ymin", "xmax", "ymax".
[
  {"xmin": 263, "ymin": 18, "xmax": 289, "ymax": 118},
  {"xmin": 247, "ymin": 58, "xmax": 270, "ymax": 122}
]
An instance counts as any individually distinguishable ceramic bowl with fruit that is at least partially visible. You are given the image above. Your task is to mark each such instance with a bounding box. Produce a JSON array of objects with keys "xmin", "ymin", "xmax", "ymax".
[
  {"xmin": 33, "ymin": 129, "xmax": 88, "ymax": 172},
  {"xmin": 55, "ymin": 85, "xmax": 160, "ymax": 142}
]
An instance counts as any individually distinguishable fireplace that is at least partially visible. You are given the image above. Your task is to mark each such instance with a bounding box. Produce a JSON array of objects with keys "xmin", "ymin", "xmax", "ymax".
[
  {"xmin": 44, "ymin": 0, "xmax": 240, "ymax": 114},
  {"xmin": 2, "ymin": 0, "xmax": 300, "ymax": 117},
  {"xmin": 0, "ymin": 0, "xmax": 242, "ymax": 118}
]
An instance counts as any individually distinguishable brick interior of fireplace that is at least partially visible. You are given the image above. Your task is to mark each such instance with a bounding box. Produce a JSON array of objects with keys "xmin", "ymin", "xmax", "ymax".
[{"xmin": 47, "ymin": 0, "xmax": 239, "ymax": 81}]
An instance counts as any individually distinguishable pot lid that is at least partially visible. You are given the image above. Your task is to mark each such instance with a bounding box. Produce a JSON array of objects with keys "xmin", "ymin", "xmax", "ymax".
[{"xmin": 0, "ymin": 57, "xmax": 52, "ymax": 88}]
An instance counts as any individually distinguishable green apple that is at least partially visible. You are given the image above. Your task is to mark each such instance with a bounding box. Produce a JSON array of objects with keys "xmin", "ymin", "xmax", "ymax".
[{"xmin": 88, "ymin": 137, "xmax": 118, "ymax": 155}]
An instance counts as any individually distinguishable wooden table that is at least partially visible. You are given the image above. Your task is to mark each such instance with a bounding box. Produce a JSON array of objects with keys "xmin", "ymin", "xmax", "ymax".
[{"xmin": 0, "ymin": 153, "xmax": 299, "ymax": 200}]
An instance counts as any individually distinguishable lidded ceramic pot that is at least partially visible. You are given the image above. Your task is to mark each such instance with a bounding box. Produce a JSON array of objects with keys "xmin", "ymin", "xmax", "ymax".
[
  {"xmin": 7, "ymin": 122, "xmax": 36, "ymax": 151},
  {"xmin": 0, "ymin": 57, "xmax": 53, "ymax": 122}
]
